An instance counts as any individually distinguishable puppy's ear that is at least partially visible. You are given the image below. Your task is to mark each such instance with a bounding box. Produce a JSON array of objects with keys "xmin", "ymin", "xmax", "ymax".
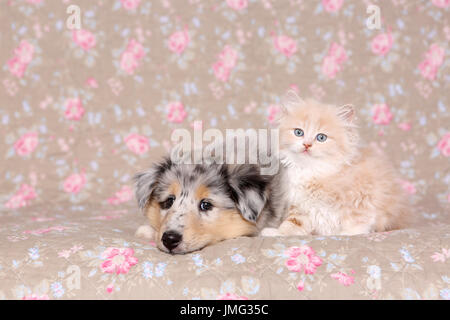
[
  {"xmin": 227, "ymin": 164, "xmax": 270, "ymax": 222},
  {"xmin": 134, "ymin": 157, "xmax": 172, "ymax": 211}
]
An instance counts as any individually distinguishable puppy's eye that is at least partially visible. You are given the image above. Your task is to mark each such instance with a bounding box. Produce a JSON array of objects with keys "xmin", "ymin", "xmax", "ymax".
[
  {"xmin": 160, "ymin": 195, "xmax": 175, "ymax": 210},
  {"xmin": 316, "ymin": 133, "xmax": 327, "ymax": 142},
  {"xmin": 294, "ymin": 128, "xmax": 304, "ymax": 137},
  {"xmin": 199, "ymin": 199, "xmax": 213, "ymax": 212}
]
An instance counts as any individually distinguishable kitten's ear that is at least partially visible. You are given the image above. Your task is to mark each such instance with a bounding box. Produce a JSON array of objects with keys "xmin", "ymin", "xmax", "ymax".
[
  {"xmin": 337, "ymin": 104, "xmax": 355, "ymax": 123},
  {"xmin": 281, "ymin": 89, "xmax": 305, "ymax": 114},
  {"xmin": 133, "ymin": 157, "xmax": 172, "ymax": 211},
  {"xmin": 227, "ymin": 164, "xmax": 269, "ymax": 223}
]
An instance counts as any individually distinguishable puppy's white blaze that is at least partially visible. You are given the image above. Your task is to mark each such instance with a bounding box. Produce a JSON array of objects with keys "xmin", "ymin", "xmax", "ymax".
[{"xmin": 135, "ymin": 224, "xmax": 156, "ymax": 240}]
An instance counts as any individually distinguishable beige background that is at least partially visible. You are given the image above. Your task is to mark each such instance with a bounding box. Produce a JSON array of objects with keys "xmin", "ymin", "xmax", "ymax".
[{"xmin": 0, "ymin": 0, "xmax": 449, "ymax": 300}]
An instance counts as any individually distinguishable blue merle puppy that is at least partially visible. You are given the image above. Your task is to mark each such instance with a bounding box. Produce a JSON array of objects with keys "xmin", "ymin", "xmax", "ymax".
[{"xmin": 134, "ymin": 157, "xmax": 282, "ymax": 254}]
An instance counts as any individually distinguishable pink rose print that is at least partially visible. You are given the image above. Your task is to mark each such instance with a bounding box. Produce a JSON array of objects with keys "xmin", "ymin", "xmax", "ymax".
[
  {"xmin": 100, "ymin": 247, "xmax": 138, "ymax": 274},
  {"xmin": 212, "ymin": 60, "xmax": 231, "ymax": 82},
  {"xmin": 289, "ymin": 84, "xmax": 300, "ymax": 92},
  {"xmin": 273, "ymin": 35, "xmax": 297, "ymax": 58},
  {"xmin": 7, "ymin": 40, "xmax": 34, "ymax": 78},
  {"xmin": 126, "ymin": 39, "xmax": 145, "ymax": 60},
  {"xmin": 372, "ymin": 103, "xmax": 393, "ymax": 125},
  {"xmin": 297, "ymin": 281, "xmax": 305, "ymax": 292},
  {"xmin": 167, "ymin": 101, "xmax": 187, "ymax": 123},
  {"xmin": 14, "ymin": 132, "xmax": 39, "ymax": 156},
  {"xmin": 120, "ymin": 51, "xmax": 139, "ymax": 74},
  {"xmin": 217, "ymin": 293, "xmax": 249, "ymax": 300},
  {"xmin": 24, "ymin": 226, "xmax": 67, "ymax": 235},
  {"xmin": 8, "ymin": 40, "xmax": 34, "ymax": 78},
  {"xmin": 4, "ymin": 184, "xmax": 37, "ymax": 209},
  {"xmin": 124, "ymin": 133, "xmax": 149, "ymax": 154},
  {"xmin": 106, "ymin": 284, "xmax": 114, "ymax": 293},
  {"xmin": 321, "ymin": 55, "xmax": 341, "ymax": 79},
  {"xmin": 121, "ymin": 0, "xmax": 141, "ymax": 10},
  {"xmin": 86, "ymin": 77, "xmax": 99, "ymax": 88},
  {"xmin": 418, "ymin": 59, "xmax": 438, "ymax": 80},
  {"xmin": 418, "ymin": 44, "xmax": 445, "ymax": 80},
  {"xmin": 398, "ymin": 122, "xmax": 411, "ymax": 131},
  {"xmin": 120, "ymin": 39, "xmax": 145, "ymax": 74},
  {"xmin": 7, "ymin": 56, "xmax": 27, "ymax": 78},
  {"xmin": 284, "ymin": 246, "xmax": 323, "ymax": 274},
  {"xmin": 108, "ymin": 185, "xmax": 133, "ymax": 205},
  {"xmin": 329, "ymin": 42, "xmax": 347, "ymax": 64},
  {"xmin": 64, "ymin": 98, "xmax": 85, "ymax": 121},
  {"xmin": 399, "ymin": 180, "xmax": 416, "ymax": 194},
  {"xmin": 322, "ymin": 43, "xmax": 347, "ymax": 79},
  {"xmin": 322, "ymin": 0, "xmax": 344, "ymax": 12},
  {"xmin": 5, "ymin": 194, "xmax": 27, "ymax": 209},
  {"xmin": 431, "ymin": 0, "xmax": 450, "ymax": 8},
  {"xmin": 212, "ymin": 46, "xmax": 238, "ymax": 82},
  {"xmin": 331, "ymin": 272, "xmax": 355, "ymax": 286},
  {"xmin": 168, "ymin": 28, "xmax": 190, "ymax": 54},
  {"xmin": 226, "ymin": 0, "xmax": 248, "ymax": 11},
  {"xmin": 219, "ymin": 46, "xmax": 238, "ymax": 69},
  {"xmin": 425, "ymin": 44, "xmax": 445, "ymax": 66},
  {"xmin": 22, "ymin": 294, "xmax": 49, "ymax": 300},
  {"xmin": 371, "ymin": 32, "xmax": 393, "ymax": 56},
  {"xmin": 63, "ymin": 172, "xmax": 86, "ymax": 194},
  {"xmin": 14, "ymin": 40, "xmax": 35, "ymax": 64},
  {"xmin": 322, "ymin": 43, "xmax": 346, "ymax": 79},
  {"xmin": 72, "ymin": 29, "xmax": 96, "ymax": 51},
  {"xmin": 431, "ymin": 248, "xmax": 450, "ymax": 262},
  {"xmin": 437, "ymin": 133, "xmax": 450, "ymax": 157}
]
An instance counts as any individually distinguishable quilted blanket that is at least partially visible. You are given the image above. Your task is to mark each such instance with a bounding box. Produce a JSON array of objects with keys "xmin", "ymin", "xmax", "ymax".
[{"xmin": 1, "ymin": 0, "xmax": 449, "ymax": 300}]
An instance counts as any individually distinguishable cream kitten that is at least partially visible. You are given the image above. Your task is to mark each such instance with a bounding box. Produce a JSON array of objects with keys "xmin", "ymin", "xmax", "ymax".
[{"xmin": 261, "ymin": 93, "xmax": 411, "ymax": 237}]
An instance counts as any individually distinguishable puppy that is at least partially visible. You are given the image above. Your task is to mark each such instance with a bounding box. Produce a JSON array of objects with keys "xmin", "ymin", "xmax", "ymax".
[{"xmin": 134, "ymin": 157, "xmax": 281, "ymax": 254}]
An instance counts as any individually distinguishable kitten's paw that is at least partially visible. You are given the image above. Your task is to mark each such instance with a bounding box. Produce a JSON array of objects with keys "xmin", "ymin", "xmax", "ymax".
[
  {"xmin": 260, "ymin": 228, "xmax": 281, "ymax": 237},
  {"xmin": 135, "ymin": 225, "xmax": 155, "ymax": 240},
  {"xmin": 279, "ymin": 215, "xmax": 312, "ymax": 236}
]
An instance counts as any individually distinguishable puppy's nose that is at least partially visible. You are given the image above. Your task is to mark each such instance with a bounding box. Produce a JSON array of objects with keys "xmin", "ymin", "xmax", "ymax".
[{"xmin": 161, "ymin": 231, "xmax": 182, "ymax": 251}]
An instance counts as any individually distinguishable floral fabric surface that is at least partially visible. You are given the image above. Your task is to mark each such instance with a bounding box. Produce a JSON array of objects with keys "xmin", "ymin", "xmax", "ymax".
[
  {"xmin": 0, "ymin": 204, "xmax": 450, "ymax": 300},
  {"xmin": 0, "ymin": 0, "xmax": 449, "ymax": 299}
]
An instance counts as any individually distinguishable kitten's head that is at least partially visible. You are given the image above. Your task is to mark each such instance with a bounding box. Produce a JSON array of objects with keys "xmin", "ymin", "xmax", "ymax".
[{"xmin": 277, "ymin": 92, "xmax": 360, "ymax": 177}]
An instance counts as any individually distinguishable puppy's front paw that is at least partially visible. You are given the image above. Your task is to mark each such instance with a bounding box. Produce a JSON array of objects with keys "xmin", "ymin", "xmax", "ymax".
[
  {"xmin": 260, "ymin": 228, "xmax": 281, "ymax": 237},
  {"xmin": 135, "ymin": 225, "xmax": 156, "ymax": 240}
]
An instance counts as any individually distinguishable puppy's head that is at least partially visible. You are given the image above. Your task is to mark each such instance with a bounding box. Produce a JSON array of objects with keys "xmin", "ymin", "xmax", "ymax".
[{"xmin": 134, "ymin": 157, "xmax": 269, "ymax": 254}]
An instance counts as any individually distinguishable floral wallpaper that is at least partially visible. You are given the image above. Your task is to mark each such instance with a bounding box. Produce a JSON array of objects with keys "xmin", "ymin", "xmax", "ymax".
[{"xmin": 0, "ymin": 0, "xmax": 449, "ymax": 300}]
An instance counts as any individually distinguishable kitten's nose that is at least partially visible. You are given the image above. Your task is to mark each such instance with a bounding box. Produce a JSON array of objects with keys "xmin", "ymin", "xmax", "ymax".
[
  {"xmin": 162, "ymin": 231, "xmax": 182, "ymax": 251},
  {"xmin": 303, "ymin": 143, "xmax": 312, "ymax": 149}
]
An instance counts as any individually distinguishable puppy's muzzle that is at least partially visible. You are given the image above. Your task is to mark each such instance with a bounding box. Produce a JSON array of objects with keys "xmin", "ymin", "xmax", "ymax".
[{"xmin": 162, "ymin": 231, "xmax": 182, "ymax": 251}]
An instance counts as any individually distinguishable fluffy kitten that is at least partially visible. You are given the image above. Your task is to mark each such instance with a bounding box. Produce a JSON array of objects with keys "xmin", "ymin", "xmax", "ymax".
[{"xmin": 261, "ymin": 94, "xmax": 411, "ymax": 237}]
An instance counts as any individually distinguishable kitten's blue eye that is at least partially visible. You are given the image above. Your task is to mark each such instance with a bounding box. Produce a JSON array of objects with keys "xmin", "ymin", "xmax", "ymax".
[
  {"xmin": 294, "ymin": 129, "xmax": 304, "ymax": 137},
  {"xmin": 316, "ymin": 133, "xmax": 327, "ymax": 142}
]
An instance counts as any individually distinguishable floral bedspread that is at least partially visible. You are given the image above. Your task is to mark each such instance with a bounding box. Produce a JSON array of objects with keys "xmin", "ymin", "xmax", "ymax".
[
  {"xmin": 1, "ymin": 0, "xmax": 449, "ymax": 300},
  {"xmin": 0, "ymin": 204, "xmax": 449, "ymax": 300}
]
